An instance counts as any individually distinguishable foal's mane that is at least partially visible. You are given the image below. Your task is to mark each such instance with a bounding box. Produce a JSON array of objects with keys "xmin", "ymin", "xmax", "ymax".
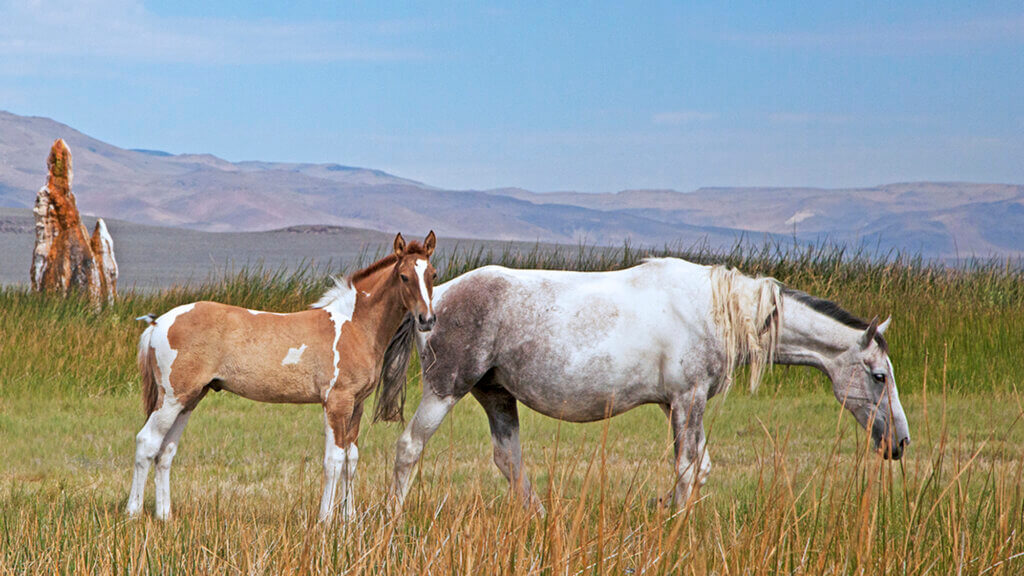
[
  {"xmin": 348, "ymin": 241, "xmax": 429, "ymax": 285},
  {"xmin": 311, "ymin": 241, "xmax": 430, "ymax": 310},
  {"xmin": 781, "ymin": 287, "xmax": 889, "ymax": 352}
]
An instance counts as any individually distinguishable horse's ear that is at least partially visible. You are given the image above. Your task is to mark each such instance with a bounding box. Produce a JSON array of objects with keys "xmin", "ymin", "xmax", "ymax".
[
  {"xmin": 393, "ymin": 233, "xmax": 406, "ymax": 257},
  {"xmin": 859, "ymin": 316, "xmax": 880, "ymax": 349},
  {"xmin": 424, "ymin": 230, "xmax": 436, "ymax": 256},
  {"xmin": 876, "ymin": 315, "xmax": 892, "ymax": 334}
]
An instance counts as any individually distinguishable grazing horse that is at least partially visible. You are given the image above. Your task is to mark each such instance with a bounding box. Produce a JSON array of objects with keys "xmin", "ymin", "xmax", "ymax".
[
  {"xmin": 126, "ymin": 232, "xmax": 438, "ymax": 522},
  {"xmin": 389, "ymin": 258, "xmax": 910, "ymax": 513}
]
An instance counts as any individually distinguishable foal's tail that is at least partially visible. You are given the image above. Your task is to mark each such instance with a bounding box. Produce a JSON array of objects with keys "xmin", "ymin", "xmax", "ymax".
[
  {"xmin": 137, "ymin": 321, "xmax": 159, "ymax": 417},
  {"xmin": 373, "ymin": 313, "xmax": 415, "ymax": 423}
]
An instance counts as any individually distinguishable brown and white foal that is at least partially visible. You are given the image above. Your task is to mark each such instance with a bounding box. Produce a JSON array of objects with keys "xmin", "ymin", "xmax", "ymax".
[{"xmin": 127, "ymin": 232, "xmax": 436, "ymax": 521}]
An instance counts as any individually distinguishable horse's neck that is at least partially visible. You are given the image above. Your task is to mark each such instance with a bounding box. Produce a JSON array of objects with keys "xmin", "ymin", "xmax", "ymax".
[
  {"xmin": 349, "ymin": 267, "xmax": 406, "ymax": 353},
  {"xmin": 776, "ymin": 297, "xmax": 859, "ymax": 372}
]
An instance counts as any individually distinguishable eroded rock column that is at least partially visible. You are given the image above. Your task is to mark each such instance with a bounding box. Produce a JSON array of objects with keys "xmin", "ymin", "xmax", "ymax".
[{"xmin": 30, "ymin": 139, "xmax": 118, "ymax": 304}]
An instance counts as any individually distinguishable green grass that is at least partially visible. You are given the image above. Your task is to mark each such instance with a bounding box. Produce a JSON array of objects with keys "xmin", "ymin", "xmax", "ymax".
[{"xmin": 1, "ymin": 242, "xmax": 1023, "ymax": 574}]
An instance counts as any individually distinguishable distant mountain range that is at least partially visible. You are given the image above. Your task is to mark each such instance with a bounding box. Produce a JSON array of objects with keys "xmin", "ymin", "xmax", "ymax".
[{"xmin": 2, "ymin": 110, "xmax": 1022, "ymax": 259}]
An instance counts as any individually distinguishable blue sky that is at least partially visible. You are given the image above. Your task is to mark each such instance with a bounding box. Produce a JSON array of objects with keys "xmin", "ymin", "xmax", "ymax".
[{"xmin": 2, "ymin": 1, "xmax": 1021, "ymax": 192}]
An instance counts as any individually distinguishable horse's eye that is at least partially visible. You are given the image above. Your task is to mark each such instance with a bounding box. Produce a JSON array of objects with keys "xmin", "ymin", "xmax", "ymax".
[
  {"xmin": 432, "ymin": 271, "xmax": 438, "ymax": 280},
  {"xmin": 400, "ymin": 274, "xmax": 409, "ymax": 283},
  {"xmin": 872, "ymin": 373, "xmax": 886, "ymax": 384}
]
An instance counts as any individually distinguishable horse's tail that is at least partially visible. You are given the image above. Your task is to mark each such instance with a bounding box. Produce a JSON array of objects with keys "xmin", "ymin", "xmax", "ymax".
[
  {"xmin": 137, "ymin": 319, "xmax": 159, "ymax": 416},
  {"xmin": 373, "ymin": 313, "xmax": 415, "ymax": 423}
]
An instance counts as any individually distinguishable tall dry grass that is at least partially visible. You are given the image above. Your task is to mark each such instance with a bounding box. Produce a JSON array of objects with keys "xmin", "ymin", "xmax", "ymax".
[
  {"xmin": 1, "ymin": 375, "xmax": 1021, "ymax": 574},
  {"xmin": 2, "ymin": 241, "xmax": 1021, "ymax": 396}
]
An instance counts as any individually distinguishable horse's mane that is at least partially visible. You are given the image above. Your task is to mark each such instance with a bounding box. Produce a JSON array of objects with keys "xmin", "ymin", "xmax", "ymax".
[
  {"xmin": 708, "ymin": 266, "xmax": 782, "ymax": 394},
  {"xmin": 311, "ymin": 277, "xmax": 355, "ymax": 310},
  {"xmin": 348, "ymin": 241, "xmax": 429, "ymax": 285},
  {"xmin": 311, "ymin": 242, "xmax": 430, "ymax": 310},
  {"xmin": 780, "ymin": 287, "xmax": 888, "ymax": 352}
]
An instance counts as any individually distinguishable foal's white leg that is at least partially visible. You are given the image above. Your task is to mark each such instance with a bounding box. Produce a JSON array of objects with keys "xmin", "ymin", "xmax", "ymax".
[
  {"xmin": 127, "ymin": 402, "xmax": 183, "ymax": 517},
  {"xmin": 390, "ymin": 389, "xmax": 458, "ymax": 513},
  {"xmin": 318, "ymin": 415, "xmax": 348, "ymax": 522},
  {"xmin": 154, "ymin": 411, "xmax": 192, "ymax": 521}
]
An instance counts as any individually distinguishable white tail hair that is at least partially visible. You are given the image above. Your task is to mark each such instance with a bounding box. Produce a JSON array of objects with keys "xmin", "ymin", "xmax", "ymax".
[{"xmin": 709, "ymin": 266, "xmax": 782, "ymax": 393}]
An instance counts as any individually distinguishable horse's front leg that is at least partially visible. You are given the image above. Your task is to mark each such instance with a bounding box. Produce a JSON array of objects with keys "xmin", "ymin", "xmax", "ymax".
[
  {"xmin": 389, "ymin": 385, "xmax": 458, "ymax": 515},
  {"xmin": 320, "ymin": 390, "xmax": 362, "ymax": 522},
  {"xmin": 667, "ymin": 390, "xmax": 712, "ymax": 507}
]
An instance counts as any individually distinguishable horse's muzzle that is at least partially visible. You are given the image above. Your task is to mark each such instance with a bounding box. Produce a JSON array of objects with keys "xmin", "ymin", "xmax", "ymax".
[
  {"xmin": 416, "ymin": 313, "xmax": 435, "ymax": 332},
  {"xmin": 881, "ymin": 436, "xmax": 910, "ymax": 460}
]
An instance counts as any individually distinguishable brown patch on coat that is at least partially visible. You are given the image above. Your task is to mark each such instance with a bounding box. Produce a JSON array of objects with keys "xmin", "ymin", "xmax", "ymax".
[{"xmin": 164, "ymin": 303, "xmax": 338, "ymax": 405}]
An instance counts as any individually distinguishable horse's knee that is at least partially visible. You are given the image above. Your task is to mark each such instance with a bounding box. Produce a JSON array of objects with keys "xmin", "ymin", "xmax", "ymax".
[
  {"xmin": 134, "ymin": 430, "xmax": 162, "ymax": 466},
  {"xmin": 324, "ymin": 444, "xmax": 347, "ymax": 473},
  {"xmin": 156, "ymin": 442, "xmax": 178, "ymax": 471},
  {"xmin": 395, "ymin": 433, "xmax": 422, "ymax": 466}
]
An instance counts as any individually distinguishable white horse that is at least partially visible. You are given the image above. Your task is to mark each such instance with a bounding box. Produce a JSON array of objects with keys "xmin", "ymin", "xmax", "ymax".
[{"xmin": 388, "ymin": 258, "xmax": 910, "ymax": 513}]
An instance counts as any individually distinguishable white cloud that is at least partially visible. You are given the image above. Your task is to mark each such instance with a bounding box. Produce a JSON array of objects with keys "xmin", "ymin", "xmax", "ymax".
[
  {"xmin": 652, "ymin": 110, "xmax": 716, "ymax": 126},
  {"xmin": 0, "ymin": 0, "xmax": 430, "ymax": 66}
]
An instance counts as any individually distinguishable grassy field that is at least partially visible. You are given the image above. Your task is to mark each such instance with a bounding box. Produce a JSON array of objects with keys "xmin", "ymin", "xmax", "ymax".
[{"xmin": 1, "ymin": 243, "xmax": 1023, "ymax": 574}]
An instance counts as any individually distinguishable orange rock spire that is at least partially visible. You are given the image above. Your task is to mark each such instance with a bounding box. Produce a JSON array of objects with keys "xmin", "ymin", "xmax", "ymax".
[{"xmin": 30, "ymin": 139, "xmax": 118, "ymax": 304}]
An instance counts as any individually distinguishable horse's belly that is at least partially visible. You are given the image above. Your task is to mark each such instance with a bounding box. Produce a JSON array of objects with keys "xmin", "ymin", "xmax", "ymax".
[
  {"xmin": 497, "ymin": 366, "xmax": 665, "ymax": 423},
  {"xmin": 218, "ymin": 375, "xmax": 322, "ymax": 404},
  {"xmin": 216, "ymin": 356, "xmax": 326, "ymax": 404}
]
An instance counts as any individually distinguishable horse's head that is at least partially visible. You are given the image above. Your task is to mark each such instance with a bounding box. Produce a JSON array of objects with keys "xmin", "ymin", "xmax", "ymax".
[
  {"xmin": 830, "ymin": 316, "xmax": 911, "ymax": 460},
  {"xmin": 392, "ymin": 231, "xmax": 437, "ymax": 332}
]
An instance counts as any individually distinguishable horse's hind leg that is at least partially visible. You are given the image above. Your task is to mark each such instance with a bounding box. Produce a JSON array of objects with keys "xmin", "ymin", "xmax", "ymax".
[
  {"xmin": 667, "ymin": 391, "xmax": 712, "ymax": 507},
  {"xmin": 127, "ymin": 401, "xmax": 183, "ymax": 517},
  {"xmin": 389, "ymin": 385, "xmax": 459, "ymax": 514},
  {"xmin": 154, "ymin": 410, "xmax": 193, "ymax": 521},
  {"xmin": 470, "ymin": 377, "xmax": 544, "ymax": 515}
]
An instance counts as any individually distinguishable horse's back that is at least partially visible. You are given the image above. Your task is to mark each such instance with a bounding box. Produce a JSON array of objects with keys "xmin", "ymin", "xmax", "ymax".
[{"xmin": 424, "ymin": 261, "xmax": 722, "ymax": 419}]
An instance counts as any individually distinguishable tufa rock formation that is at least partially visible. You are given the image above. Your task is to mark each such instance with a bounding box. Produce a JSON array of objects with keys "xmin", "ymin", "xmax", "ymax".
[{"xmin": 30, "ymin": 139, "xmax": 118, "ymax": 304}]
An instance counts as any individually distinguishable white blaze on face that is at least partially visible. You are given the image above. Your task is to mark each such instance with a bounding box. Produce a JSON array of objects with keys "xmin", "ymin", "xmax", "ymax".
[
  {"xmin": 414, "ymin": 258, "xmax": 431, "ymax": 312},
  {"xmin": 282, "ymin": 344, "xmax": 307, "ymax": 366}
]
